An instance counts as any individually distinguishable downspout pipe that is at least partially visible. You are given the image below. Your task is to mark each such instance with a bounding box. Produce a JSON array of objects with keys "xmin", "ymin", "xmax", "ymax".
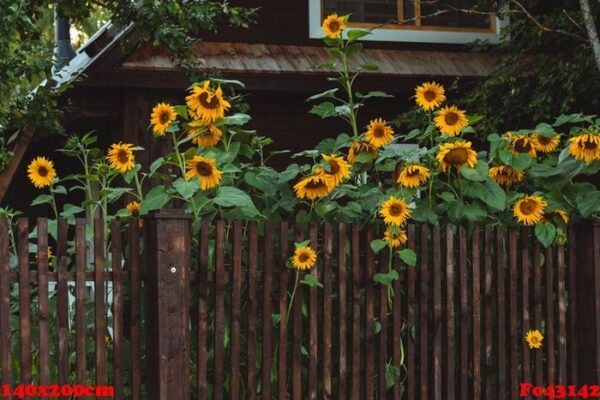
[{"xmin": 52, "ymin": 9, "xmax": 76, "ymax": 74}]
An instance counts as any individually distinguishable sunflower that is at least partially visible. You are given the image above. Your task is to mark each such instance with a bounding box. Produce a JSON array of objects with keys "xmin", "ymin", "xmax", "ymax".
[
  {"xmin": 434, "ymin": 106, "xmax": 468, "ymax": 137},
  {"xmin": 525, "ymin": 329, "xmax": 544, "ymax": 349},
  {"xmin": 510, "ymin": 135, "xmax": 537, "ymax": 157},
  {"xmin": 513, "ymin": 195, "xmax": 547, "ymax": 225},
  {"xmin": 383, "ymin": 228, "xmax": 408, "ymax": 248},
  {"xmin": 126, "ymin": 201, "xmax": 140, "ymax": 215},
  {"xmin": 347, "ymin": 141, "xmax": 377, "ymax": 164},
  {"xmin": 488, "ymin": 164, "xmax": 524, "ymax": 186},
  {"xmin": 397, "ymin": 164, "xmax": 430, "ymax": 188},
  {"xmin": 415, "ymin": 82, "xmax": 446, "ymax": 111},
  {"xmin": 185, "ymin": 156, "xmax": 222, "ymax": 190},
  {"xmin": 107, "ymin": 143, "xmax": 135, "ymax": 174},
  {"xmin": 294, "ymin": 175, "xmax": 333, "ymax": 200},
  {"xmin": 365, "ymin": 118, "xmax": 394, "ymax": 148},
  {"xmin": 568, "ymin": 133, "xmax": 600, "ymax": 164},
  {"xmin": 187, "ymin": 119, "xmax": 223, "ymax": 147},
  {"xmin": 186, "ymin": 81, "xmax": 231, "ymax": 122},
  {"xmin": 379, "ymin": 197, "xmax": 411, "ymax": 226},
  {"xmin": 436, "ymin": 141, "xmax": 478, "ymax": 172},
  {"xmin": 319, "ymin": 153, "xmax": 351, "ymax": 186},
  {"xmin": 292, "ymin": 246, "xmax": 317, "ymax": 270},
  {"xmin": 149, "ymin": 103, "xmax": 176, "ymax": 136},
  {"xmin": 321, "ymin": 13, "xmax": 346, "ymax": 38},
  {"xmin": 542, "ymin": 209, "xmax": 569, "ymax": 225},
  {"xmin": 531, "ymin": 133, "xmax": 560, "ymax": 153},
  {"xmin": 27, "ymin": 157, "xmax": 57, "ymax": 188}
]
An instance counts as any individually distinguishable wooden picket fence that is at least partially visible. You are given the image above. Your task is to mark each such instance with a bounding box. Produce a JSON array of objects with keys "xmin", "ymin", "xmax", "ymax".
[{"xmin": 0, "ymin": 212, "xmax": 598, "ymax": 399}]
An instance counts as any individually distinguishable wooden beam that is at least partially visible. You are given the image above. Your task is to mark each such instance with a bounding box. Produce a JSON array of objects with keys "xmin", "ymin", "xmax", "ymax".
[{"xmin": 0, "ymin": 127, "xmax": 34, "ymax": 202}]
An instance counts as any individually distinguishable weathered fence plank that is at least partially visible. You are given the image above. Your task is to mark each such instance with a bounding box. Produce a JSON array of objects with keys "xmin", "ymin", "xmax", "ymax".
[
  {"xmin": 338, "ymin": 223, "xmax": 348, "ymax": 400},
  {"xmin": 0, "ymin": 218, "xmax": 11, "ymax": 391}
]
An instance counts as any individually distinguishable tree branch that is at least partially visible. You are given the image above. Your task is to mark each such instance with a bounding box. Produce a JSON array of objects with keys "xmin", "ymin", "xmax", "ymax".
[
  {"xmin": 510, "ymin": 0, "xmax": 587, "ymax": 41},
  {"xmin": 578, "ymin": 0, "xmax": 600, "ymax": 72}
]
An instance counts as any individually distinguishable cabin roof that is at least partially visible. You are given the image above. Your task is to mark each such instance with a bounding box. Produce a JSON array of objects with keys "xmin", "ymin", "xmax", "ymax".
[{"xmin": 120, "ymin": 41, "xmax": 497, "ymax": 78}]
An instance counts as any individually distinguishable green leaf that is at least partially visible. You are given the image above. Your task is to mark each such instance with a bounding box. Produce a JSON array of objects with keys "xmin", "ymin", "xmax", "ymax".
[
  {"xmin": 511, "ymin": 154, "xmax": 534, "ymax": 172},
  {"xmin": 309, "ymin": 102, "xmax": 337, "ymax": 119},
  {"xmin": 448, "ymin": 200, "xmax": 465, "ymax": 223},
  {"xmin": 463, "ymin": 180, "xmax": 506, "ymax": 211},
  {"xmin": 52, "ymin": 185, "xmax": 67, "ymax": 195},
  {"xmin": 463, "ymin": 203, "xmax": 488, "ymax": 222},
  {"xmin": 370, "ymin": 239, "xmax": 388, "ymax": 254},
  {"xmin": 295, "ymin": 240, "xmax": 311, "ymax": 248},
  {"xmin": 31, "ymin": 194, "xmax": 53, "ymax": 206},
  {"xmin": 355, "ymin": 91, "xmax": 393, "ymax": 99},
  {"xmin": 535, "ymin": 223, "xmax": 556, "ymax": 248},
  {"xmin": 398, "ymin": 249, "xmax": 417, "ymax": 266},
  {"xmin": 534, "ymin": 122, "xmax": 555, "ymax": 137},
  {"xmin": 213, "ymin": 186, "xmax": 261, "ymax": 218},
  {"xmin": 223, "ymin": 113, "xmax": 251, "ymax": 126},
  {"xmin": 301, "ymin": 274, "xmax": 323, "ymax": 288},
  {"xmin": 278, "ymin": 164, "xmax": 300, "ymax": 183},
  {"xmin": 460, "ymin": 163, "xmax": 488, "ymax": 182},
  {"xmin": 60, "ymin": 204, "xmax": 84, "ymax": 217},
  {"xmin": 386, "ymin": 364, "xmax": 401, "ymax": 389},
  {"xmin": 140, "ymin": 185, "xmax": 170, "ymax": 215},
  {"xmin": 173, "ymin": 105, "xmax": 189, "ymax": 119},
  {"xmin": 149, "ymin": 157, "xmax": 165, "ymax": 174},
  {"xmin": 575, "ymin": 186, "xmax": 600, "ymax": 217},
  {"xmin": 173, "ymin": 178, "xmax": 198, "ymax": 200},
  {"xmin": 373, "ymin": 270, "xmax": 399, "ymax": 287},
  {"xmin": 306, "ymin": 88, "xmax": 339, "ymax": 102},
  {"xmin": 347, "ymin": 29, "xmax": 371, "ymax": 41}
]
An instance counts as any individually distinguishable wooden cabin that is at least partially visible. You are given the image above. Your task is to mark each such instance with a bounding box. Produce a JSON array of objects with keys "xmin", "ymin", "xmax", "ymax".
[{"xmin": 3, "ymin": 0, "xmax": 499, "ymax": 207}]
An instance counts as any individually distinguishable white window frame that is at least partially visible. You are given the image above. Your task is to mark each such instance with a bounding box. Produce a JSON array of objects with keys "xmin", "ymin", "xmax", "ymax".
[{"xmin": 308, "ymin": 0, "xmax": 508, "ymax": 44}]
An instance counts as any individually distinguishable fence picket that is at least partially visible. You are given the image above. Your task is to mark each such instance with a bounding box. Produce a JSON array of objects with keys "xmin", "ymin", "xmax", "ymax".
[
  {"xmin": 278, "ymin": 221, "xmax": 290, "ymax": 400},
  {"xmin": 262, "ymin": 221, "xmax": 274, "ymax": 400},
  {"xmin": 214, "ymin": 220, "xmax": 225, "ymax": 400},
  {"xmin": 37, "ymin": 218, "xmax": 50, "ymax": 386},
  {"xmin": 94, "ymin": 219, "xmax": 106, "ymax": 395},
  {"xmin": 198, "ymin": 220, "xmax": 209, "ymax": 400},
  {"xmin": 0, "ymin": 218, "xmax": 10, "ymax": 391},
  {"xmin": 557, "ymin": 243, "xmax": 567, "ymax": 387},
  {"xmin": 57, "ymin": 219, "xmax": 69, "ymax": 400},
  {"xmin": 378, "ymin": 240, "xmax": 388, "ymax": 398},
  {"xmin": 309, "ymin": 223, "xmax": 318, "ymax": 400},
  {"xmin": 230, "ymin": 221, "xmax": 242, "ymax": 400},
  {"xmin": 496, "ymin": 227, "xmax": 506, "ymax": 399},
  {"xmin": 533, "ymin": 240, "xmax": 543, "ymax": 386},
  {"xmin": 75, "ymin": 219, "xmax": 87, "ymax": 395},
  {"xmin": 407, "ymin": 224, "xmax": 416, "ymax": 400},
  {"xmin": 322, "ymin": 222, "xmax": 333, "ymax": 399},
  {"xmin": 247, "ymin": 222, "xmax": 258, "ymax": 400},
  {"xmin": 472, "ymin": 227, "xmax": 481, "ymax": 400},
  {"xmin": 419, "ymin": 224, "xmax": 430, "ymax": 400},
  {"xmin": 128, "ymin": 221, "xmax": 141, "ymax": 400},
  {"xmin": 445, "ymin": 225, "xmax": 455, "ymax": 400},
  {"xmin": 432, "ymin": 226, "xmax": 442, "ymax": 400},
  {"xmin": 292, "ymin": 223, "xmax": 304, "ymax": 400},
  {"xmin": 111, "ymin": 220, "xmax": 124, "ymax": 400},
  {"xmin": 567, "ymin": 228, "xmax": 578, "ymax": 385},
  {"xmin": 17, "ymin": 218, "xmax": 30, "ymax": 390},
  {"xmin": 351, "ymin": 224, "xmax": 361, "ymax": 400},
  {"xmin": 338, "ymin": 223, "xmax": 348, "ymax": 400},
  {"xmin": 546, "ymin": 246, "xmax": 556, "ymax": 385},
  {"xmin": 365, "ymin": 226, "xmax": 375, "ymax": 400},
  {"xmin": 509, "ymin": 228, "xmax": 519, "ymax": 400},
  {"xmin": 459, "ymin": 226, "xmax": 468, "ymax": 399},
  {"xmin": 522, "ymin": 228, "xmax": 531, "ymax": 391},
  {"xmin": 484, "ymin": 226, "xmax": 493, "ymax": 400}
]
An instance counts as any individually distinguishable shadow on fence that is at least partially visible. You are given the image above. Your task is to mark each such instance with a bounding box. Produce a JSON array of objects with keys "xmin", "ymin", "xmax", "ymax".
[{"xmin": 0, "ymin": 210, "xmax": 599, "ymax": 399}]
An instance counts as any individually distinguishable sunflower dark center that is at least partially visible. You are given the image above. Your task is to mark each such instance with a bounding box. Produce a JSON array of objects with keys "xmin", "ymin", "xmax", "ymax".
[
  {"xmin": 406, "ymin": 168, "xmax": 421, "ymax": 177},
  {"xmin": 198, "ymin": 92, "xmax": 220, "ymax": 110},
  {"xmin": 424, "ymin": 90, "xmax": 436, "ymax": 101},
  {"xmin": 328, "ymin": 21, "xmax": 340, "ymax": 32},
  {"xmin": 159, "ymin": 111, "xmax": 170, "ymax": 124},
  {"xmin": 328, "ymin": 160, "xmax": 340, "ymax": 174},
  {"xmin": 117, "ymin": 150, "xmax": 130, "ymax": 164},
  {"xmin": 37, "ymin": 166, "xmax": 48, "ymax": 177},
  {"xmin": 195, "ymin": 161, "xmax": 213, "ymax": 176},
  {"xmin": 536, "ymin": 135, "xmax": 552, "ymax": 145},
  {"xmin": 444, "ymin": 148, "xmax": 468, "ymax": 165},
  {"xmin": 519, "ymin": 199, "xmax": 537, "ymax": 215},
  {"xmin": 444, "ymin": 112, "xmax": 459, "ymax": 126},
  {"xmin": 582, "ymin": 139, "xmax": 598, "ymax": 150},
  {"xmin": 373, "ymin": 127, "xmax": 385, "ymax": 138},
  {"xmin": 298, "ymin": 253, "xmax": 310, "ymax": 262},
  {"xmin": 306, "ymin": 180, "xmax": 327, "ymax": 190},
  {"xmin": 514, "ymin": 138, "xmax": 532, "ymax": 153},
  {"xmin": 389, "ymin": 205, "xmax": 402, "ymax": 216}
]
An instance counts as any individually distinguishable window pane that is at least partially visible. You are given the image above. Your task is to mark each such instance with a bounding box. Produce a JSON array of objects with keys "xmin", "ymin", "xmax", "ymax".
[
  {"xmin": 323, "ymin": 0, "xmax": 398, "ymax": 24},
  {"xmin": 419, "ymin": 0, "xmax": 491, "ymax": 29}
]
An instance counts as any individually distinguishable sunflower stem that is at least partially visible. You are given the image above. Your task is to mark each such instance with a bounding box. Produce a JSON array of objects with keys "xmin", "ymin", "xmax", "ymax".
[
  {"xmin": 287, "ymin": 270, "xmax": 301, "ymax": 326},
  {"xmin": 171, "ymin": 131, "xmax": 199, "ymax": 219}
]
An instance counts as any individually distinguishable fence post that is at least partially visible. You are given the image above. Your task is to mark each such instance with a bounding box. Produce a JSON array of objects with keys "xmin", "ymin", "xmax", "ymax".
[
  {"xmin": 576, "ymin": 221, "xmax": 600, "ymax": 385},
  {"xmin": 144, "ymin": 210, "xmax": 192, "ymax": 400}
]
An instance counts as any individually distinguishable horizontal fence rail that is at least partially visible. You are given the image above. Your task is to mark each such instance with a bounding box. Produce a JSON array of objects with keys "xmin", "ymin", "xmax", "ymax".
[{"xmin": 0, "ymin": 213, "xmax": 598, "ymax": 399}]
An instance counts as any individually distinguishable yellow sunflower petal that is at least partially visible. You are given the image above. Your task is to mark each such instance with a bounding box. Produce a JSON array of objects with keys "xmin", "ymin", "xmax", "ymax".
[
  {"xmin": 106, "ymin": 143, "xmax": 135, "ymax": 174},
  {"xmin": 434, "ymin": 106, "xmax": 468, "ymax": 136},
  {"xmin": 292, "ymin": 246, "xmax": 317, "ymax": 270},
  {"xmin": 513, "ymin": 195, "xmax": 547, "ymax": 225},
  {"xmin": 436, "ymin": 141, "xmax": 478, "ymax": 172},
  {"xmin": 379, "ymin": 197, "xmax": 411, "ymax": 226},
  {"xmin": 27, "ymin": 157, "xmax": 57, "ymax": 188},
  {"xmin": 365, "ymin": 118, "xmax": 394, "ymax": 148},
  {"xmin": 322, "ymin": 14, "xmax": 346, "ymax": 38},
  {"xmin": 185, "ymin": 155, "xmax": 222, "ymax": 190},
  {"xmin": 415, "ymin": 82, "xmax": 446, "ymax": 111}
]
